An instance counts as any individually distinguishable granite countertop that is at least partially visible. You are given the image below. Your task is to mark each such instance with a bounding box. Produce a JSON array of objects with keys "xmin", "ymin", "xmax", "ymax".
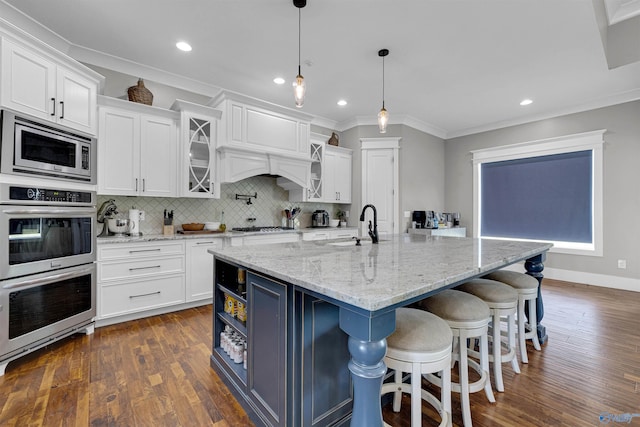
[
  {"xmin": 209, "ymin": 234, "xmax": 552, "ymax": 312},
  {"xmin": 97, "ymin": 227, "xmax": 360, "ymax": 244},
  {"xmin": 97, "ymin": 232, "xmax": 230, "ymax": 244}
]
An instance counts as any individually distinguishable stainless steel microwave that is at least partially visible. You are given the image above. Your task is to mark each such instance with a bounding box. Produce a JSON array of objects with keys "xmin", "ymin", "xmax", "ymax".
[{"xmin": 1, "ymin": 110, "xmax": 96, "ymax": 184}]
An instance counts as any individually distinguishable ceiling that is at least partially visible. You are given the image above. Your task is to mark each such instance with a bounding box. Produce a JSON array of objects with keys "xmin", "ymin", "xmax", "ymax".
[{"xmin": 3, "ymin": 0, "xmax": 640, "ymax": 138}]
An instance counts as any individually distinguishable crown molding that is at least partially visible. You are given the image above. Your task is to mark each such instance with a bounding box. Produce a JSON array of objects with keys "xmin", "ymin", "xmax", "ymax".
[{"xmin": 447, "ymin": 88, "xmax": 640, "ymax": 139}]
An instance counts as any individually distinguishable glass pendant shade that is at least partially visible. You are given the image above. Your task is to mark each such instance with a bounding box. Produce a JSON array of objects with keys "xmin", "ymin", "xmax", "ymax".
[
  {"xmin": 294, "ymin": 73, "xmax": 305, "ymax": 108},
  {"xmin": 378, "ymin": 106, "xmax": 388, "ymax": 133}
]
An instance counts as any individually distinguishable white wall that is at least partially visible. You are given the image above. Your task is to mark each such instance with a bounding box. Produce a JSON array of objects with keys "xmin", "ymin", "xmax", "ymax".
[
  {"xmin": 341, "ymin": 124, "xmax": 446, "ymax": 231},
  {"xmin": 445, "ymin": 100, "xmax": 640, "ymax": 291}
]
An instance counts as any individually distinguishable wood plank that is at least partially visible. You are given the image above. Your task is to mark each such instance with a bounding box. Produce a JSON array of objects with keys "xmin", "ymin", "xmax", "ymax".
[{"xmin": 0, "ymin": 279, "xmax": 639, "ymax": 427}]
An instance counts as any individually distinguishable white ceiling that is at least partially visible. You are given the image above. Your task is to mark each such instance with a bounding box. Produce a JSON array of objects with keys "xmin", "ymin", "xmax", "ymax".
[{"xmin": 3, "ymin": 0, "xmax": 640, "ymax": 138}]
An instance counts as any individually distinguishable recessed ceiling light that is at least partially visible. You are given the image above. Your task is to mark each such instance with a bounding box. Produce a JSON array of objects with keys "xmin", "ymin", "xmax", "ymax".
[
  {"xmin": 337, "ymin": 99, "xmax": 347, "ymax": 106},
  {"xmin": 520, "ymin": 99, "xmax": 533, "ymax": 106},
  {"xmin": 176, "ymin": 41, "xmax": 192, "ymax": 52},
  {"xmin": 273, "ymin": 77, "xmax": 286, "ymax": 85}
]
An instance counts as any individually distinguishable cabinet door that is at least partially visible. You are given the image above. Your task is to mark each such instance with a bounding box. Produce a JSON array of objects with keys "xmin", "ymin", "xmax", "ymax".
[
  {"xmin": 324, "ymin": 148, "xmax": 352, "ymax": 203},
  {"xmin": 247, "ymin": 272, "xmax": 288, "ymax": 427},
  {"xmin": 184, "ymin": 116, "xmax": 218, "ymax": 198},
  {"xmin": 186, "ymin": 240, "xmax": 220, "ymax": 301},
  {"xmin": 140, "ymin": 115, "xmax": 177, "ymax": 197},
  {"xmin": 97, "ymin": 107, "xmax": 139, "ymax": 196},
  {"xmin": 299, "ymin": 294, "xmax": 352, "ymax": 426},
  {"xmin": 57, "ymin": 66, "xmax": 97, "ymax": 134},
  {"xmin": 1, "ymin": 39, "xmax": 56, "ymax": 121}
]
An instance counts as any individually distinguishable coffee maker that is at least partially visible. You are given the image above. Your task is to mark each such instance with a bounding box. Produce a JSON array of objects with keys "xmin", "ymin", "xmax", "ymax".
[{"xmin": 412, "ymin": 211, "xmax": 426, "ymax": 228}]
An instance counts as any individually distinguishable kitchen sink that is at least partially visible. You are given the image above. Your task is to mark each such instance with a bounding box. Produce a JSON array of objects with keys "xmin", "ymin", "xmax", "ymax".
[{"xmin": 327, "ymin": 239, "xmax": 377, "ymax": 246}]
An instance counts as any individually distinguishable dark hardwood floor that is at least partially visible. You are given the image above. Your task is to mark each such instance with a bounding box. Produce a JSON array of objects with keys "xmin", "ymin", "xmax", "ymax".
[{"xmin": 1, "ymin": 279, "xmax": 639, "ymax": 426}]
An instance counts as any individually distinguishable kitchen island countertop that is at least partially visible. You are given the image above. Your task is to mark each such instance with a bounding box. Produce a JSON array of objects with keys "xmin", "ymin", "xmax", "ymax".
[{"xmin": 209, "ymin": 234, "xmax": 552, "ymax": 313}]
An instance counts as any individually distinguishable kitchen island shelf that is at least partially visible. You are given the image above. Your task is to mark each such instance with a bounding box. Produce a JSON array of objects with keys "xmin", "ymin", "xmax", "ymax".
[
  {"xmin": 216, "ymin": 311, "xmax": 247, "ymax": 336},
  {"xmin": 213, "ymin": 347, "xmax": 246, "ymax": 385}
]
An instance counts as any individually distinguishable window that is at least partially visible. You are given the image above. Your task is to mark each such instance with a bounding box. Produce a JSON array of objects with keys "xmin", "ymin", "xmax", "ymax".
[{"xmin": 472, "ymin": 130, "xmax": 604, "ymax": 256}]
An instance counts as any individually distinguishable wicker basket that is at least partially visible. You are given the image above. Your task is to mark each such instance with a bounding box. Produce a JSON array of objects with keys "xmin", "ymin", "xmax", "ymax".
[{"xmin": 127, "ymin": 79, "xmax": 153, "ymax": 105}]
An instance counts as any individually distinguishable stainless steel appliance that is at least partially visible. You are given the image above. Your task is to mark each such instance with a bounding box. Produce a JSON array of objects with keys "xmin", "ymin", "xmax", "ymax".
[
  {"xmin": 1, "ymin": 110, "xmax": 96, "ymax": 184},
  {"xmin": 0, "ymin": 183, "xmax": 96, "ymax": 375},
  {"xmin": 311, "ymin": 210, "xmax": 330, "ymax": 228}
]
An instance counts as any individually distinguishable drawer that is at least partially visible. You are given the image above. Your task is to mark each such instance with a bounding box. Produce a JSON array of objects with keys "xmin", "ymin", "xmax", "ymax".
[
  {"xmin": 99, "ymin": 255, "xmax": 185, "ymax": 282},
  {"xmin": 242, "ymin": 233, "xmax": 299, "ymax": 245},
  {"xmin": 302, "ymin": 231, "xmax": 330, "ymax": 241},
  {"xmin": 99, "ymin": 274, "xmax": 185, "ymax": 319},
  {"xmin": 98, "ymin": 241, "xmax": 185, "ymax": 261}
]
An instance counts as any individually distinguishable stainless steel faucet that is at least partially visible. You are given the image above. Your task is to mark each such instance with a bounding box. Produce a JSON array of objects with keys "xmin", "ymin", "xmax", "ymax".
[{"xmin": 359, "ymin": 204, "xmax": 379, "ymax": 244}]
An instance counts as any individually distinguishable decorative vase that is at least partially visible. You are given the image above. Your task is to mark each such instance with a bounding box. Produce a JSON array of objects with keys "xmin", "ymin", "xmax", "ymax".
[
  {"xmin": 328, "ymin": 132, "xmax": 339, "ymax": 146},
  {"xmin": 127, "ymin": 78, "xmax": 153, "ymax": 105}
]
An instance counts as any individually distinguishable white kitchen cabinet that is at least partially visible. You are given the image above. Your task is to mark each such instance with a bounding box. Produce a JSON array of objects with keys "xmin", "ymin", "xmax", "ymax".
[
  {"xmin": 1, "ymin": 38, "xmax": 99, "ymax": 135},
  {"xmin": 283, "ymin": 134, "xmax": 352, "ymax": 204},
  {"xmin": 171, "ymin": 100, "xmax": 222, "ymax": 198},
  {"xmin": 301, "ymin": 228, "xmax": 358, "ymax": 241},
  {"xmin": 324, "ymin": 145, "xmax": 352, "ymax": 203},
  {"xmin": 97, "ymin": 241, "xmax": 186, "ymax": 321},
  {"xmin": 98, "ymin": 97, "xmax": 178, "ymax": 197},
  {"xmin": 185, "ymin": 239, "xmax": 221, "ymax": 301}
]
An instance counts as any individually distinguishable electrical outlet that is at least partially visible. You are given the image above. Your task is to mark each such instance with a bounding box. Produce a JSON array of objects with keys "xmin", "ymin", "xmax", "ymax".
[
  {"xmin": 139, "ymin": 210, "xmax": 145, "ymax": 221},
  {"xmin": 617, "ymin": 259, "xmax": 627, "ymax": 269},
  {"xmin": 404, "ymin": 211, "xmax": 410, "ymax": 218}
]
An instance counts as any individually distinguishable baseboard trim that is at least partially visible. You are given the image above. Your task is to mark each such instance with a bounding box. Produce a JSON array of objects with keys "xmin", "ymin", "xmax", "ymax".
[{"xmin": 502, "ymin": 263, "xmax": 640, "ymax": 292}]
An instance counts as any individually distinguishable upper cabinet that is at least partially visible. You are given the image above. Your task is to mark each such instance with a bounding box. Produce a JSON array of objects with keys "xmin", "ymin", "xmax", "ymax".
[
  {"xmin": 1, "ymin": 38, "xmax": 101, "ymax": 135},
  {"xmin": 209, "ymin": 90, "xmax": 312, "ymax": 187},
  {"xmin": 98, "ymin": 96, "xmax": 178, "ymax": 197},
  {"xmin": 281, "ymin": 133, "xmax": 352, "ymax": 204},
  {"xmin": 171, "ymin": 100, "xmax": 222, "ymax": 198}
]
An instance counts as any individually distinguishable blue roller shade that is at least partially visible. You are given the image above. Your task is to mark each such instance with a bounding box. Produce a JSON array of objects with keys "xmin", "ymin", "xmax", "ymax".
[{"xmin": 480, "ymin": 150, "xmax": 593, "ymax": 243}]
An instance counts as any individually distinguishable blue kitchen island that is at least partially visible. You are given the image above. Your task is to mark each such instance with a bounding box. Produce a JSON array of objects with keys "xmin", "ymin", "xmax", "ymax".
[{"xmin": 209, "ymin": 234, "xmax": 552, "ymax": 427}]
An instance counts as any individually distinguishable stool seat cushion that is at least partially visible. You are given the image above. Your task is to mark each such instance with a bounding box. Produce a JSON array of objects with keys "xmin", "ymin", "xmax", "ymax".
[
  {"xmin": 418, "ymin": 289, "xmax": 490, "ymax": 323},
  {"xmin": 483, "ymin": 270, "xmax": 538, "ymax": 291},
  {"xmin": 387, "ymin": 308, "xmax": 453, "ymax": 354},
  {"xmin": 456, "ymin": 279, "xmax": 518, "ymax": 304}
]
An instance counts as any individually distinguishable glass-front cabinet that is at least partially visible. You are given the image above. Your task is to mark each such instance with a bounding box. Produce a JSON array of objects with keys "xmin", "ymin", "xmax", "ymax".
[
  {"xmin": 171, "ymin": 100, "xmax": 222, "ymax": 198},
  {"xmin": 308, "ymin": 139, "xmax": 323, "ymax": 201}
]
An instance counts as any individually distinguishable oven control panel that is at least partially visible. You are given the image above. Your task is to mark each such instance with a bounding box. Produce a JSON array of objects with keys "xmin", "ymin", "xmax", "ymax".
[{"xmin": 2, "ymin": 185, "xmax": 94, "ymax": 205}]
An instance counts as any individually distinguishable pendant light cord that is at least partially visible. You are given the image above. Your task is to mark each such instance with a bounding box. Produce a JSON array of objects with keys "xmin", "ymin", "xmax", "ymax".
[
  {"xmin": 382, "ymin": 54, "xmax": 385, "ymax": 109},
  {"xmin": 298, "ymin": 8, "xmax": 302, "ymax": 76}
]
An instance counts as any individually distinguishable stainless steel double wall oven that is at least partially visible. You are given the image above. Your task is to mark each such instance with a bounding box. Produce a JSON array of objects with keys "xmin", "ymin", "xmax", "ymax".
[{"xmin": 0, "ymin": 184, "xmax": 97, "ymax": 373}]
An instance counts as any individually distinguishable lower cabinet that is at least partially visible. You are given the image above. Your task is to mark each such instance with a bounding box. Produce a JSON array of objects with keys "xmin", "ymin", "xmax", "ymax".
[
  {"xmin": 211, "ymin": 258, "xmax": 352, "ymax": 427},
  {"xmin": 185, "ymin": 239, "xmax": 221, "ymax": 301}
]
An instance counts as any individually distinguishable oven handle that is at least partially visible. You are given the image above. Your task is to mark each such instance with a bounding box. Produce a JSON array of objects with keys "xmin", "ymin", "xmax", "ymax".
[
  {"xmin": 2, "ymin": 265, "xmax": 94, "ymax": 290},
  {"xmin": 2, "ymin": 208, "xmax": 96, "ymax": 215}
]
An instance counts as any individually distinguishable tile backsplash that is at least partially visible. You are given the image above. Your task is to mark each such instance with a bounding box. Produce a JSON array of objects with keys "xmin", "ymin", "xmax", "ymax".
[{"xmin": 97, "ymin": 176, "xmax": 346, "ymax": 235}]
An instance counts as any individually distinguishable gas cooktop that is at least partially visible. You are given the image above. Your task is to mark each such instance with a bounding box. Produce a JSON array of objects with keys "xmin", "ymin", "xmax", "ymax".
[{"xmin": 231, "ymin": 226, "xmax": 295, "ymax": 233}]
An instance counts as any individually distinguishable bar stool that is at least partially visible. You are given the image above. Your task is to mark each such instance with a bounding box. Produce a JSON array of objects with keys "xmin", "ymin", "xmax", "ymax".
[
  {"xmin": 484, "ymin": 270, "xmax": 542, "ymax": 363},
  {"xmin": 456, "ymin": 279, "xmax": 520, "ymax": 393},
  {"xmin": 381, "ymin": 307, "xmax": 453, "ymax": 427},
  {"xmin": 418, "ymin": 290, "xmax": 495, "ymax": 427}
]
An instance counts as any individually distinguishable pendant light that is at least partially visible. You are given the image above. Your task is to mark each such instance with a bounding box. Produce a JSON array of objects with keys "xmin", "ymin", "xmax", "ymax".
[
  {"xmin": 377, "ymin": 48, "xmax": 389, "ymax": 133},
  {"xmin": 293, "ymin": 0, "xmax": 307, "ymax": 108}
]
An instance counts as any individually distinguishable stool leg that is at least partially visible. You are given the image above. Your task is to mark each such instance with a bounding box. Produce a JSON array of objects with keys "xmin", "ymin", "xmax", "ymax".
[
  {"xmin": 442, "ymin": 357, "xmax": 452, "ymax": 427},
  {"xmin": 491, "ymin": 314, "xmax": 504, "ymax": 392},
  {"xmin": 518, "ymin": 297, "xmax": 528, "ymax": 363},
  {"xmin": 479, "ymin": 330, "xmax": 495, "ymax": 403},
  {"xmin": 509, "ymin": 312, "xmax": 520, "ymax": 374},
  {"xmin": 458, "ymin": 334, "xmax": 473, "ymax": 427},
  {"xmin": 528, "ymin": 298, "xmax": 542, "ymax": 351},
  {"xmin": 411, "ymin": 362, "xmax": 421, "ymax": 427},
  {"xmin": 392, "ymin": 368, "xmax": 402, "ymax": 412}
]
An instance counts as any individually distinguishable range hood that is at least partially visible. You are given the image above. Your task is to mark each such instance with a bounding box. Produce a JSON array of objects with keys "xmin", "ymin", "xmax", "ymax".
[
  {"xmin": 210, "ymin": 90, "xmax": 313, "ymax": 189},
  {"xmin": 217, "ymin": 145, "xmax": 311, "ymax": 188}
]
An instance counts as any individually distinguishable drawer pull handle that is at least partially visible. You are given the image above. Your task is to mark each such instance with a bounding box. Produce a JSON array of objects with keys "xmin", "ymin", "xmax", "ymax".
[
  {"xmin": 129, "ymin": 265, "xmax": 161, "ymax": 271},
  {"xmin": 196, "ymin": 241, "xmax": 214, "ymax": 245},
  {"xmin": 129, "ymin": 249, "xmax": 162, "ymax": 254},
  {"xmin": 129, "ymin": 291, "xmax": 161, "ymax": 299}
]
